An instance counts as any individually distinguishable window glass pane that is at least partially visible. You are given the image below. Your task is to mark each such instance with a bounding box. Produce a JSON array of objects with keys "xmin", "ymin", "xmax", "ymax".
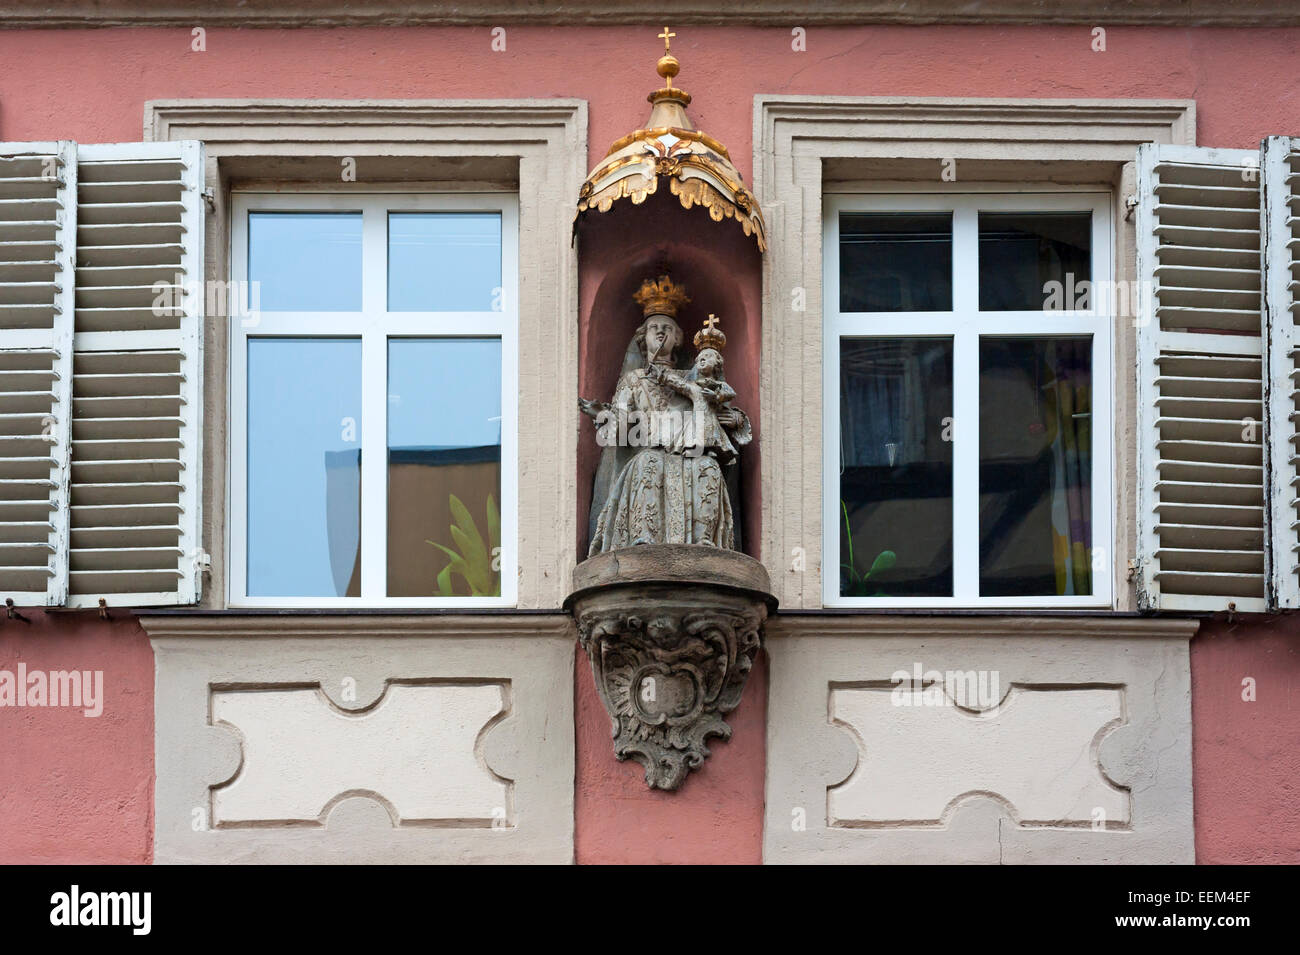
[
  {"xmin": 978, "ymin": 212, "xmax": 1091, "ymax": 310},
  {"xmin": 248, "ymin": 212, "xmax": 363, "ymax": 311},
  {"xmin": 840, "ymin": 213, "xmax": 952, "ymax": 312},
  {"xmin": 247, "ymin": 338, "xmax": 361, "ymax": 597},
  {"xmin": 840, "ymin": 338, "xmax": 953, "ymax": 597},
  {"xmin": 979, "ymin": 337, "xmax": 1092, "ymax": 596},
  {"xmin": 388, "ymin": 213, "xmax": 502, "ymax": 311},
  {"xmin": 388, "ymin": 338, "xmax": 502, "ymax": 597}
]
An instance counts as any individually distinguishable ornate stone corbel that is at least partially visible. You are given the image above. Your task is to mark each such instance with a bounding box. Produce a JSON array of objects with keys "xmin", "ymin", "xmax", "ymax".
[{"xmin": 567, "ymin": 546, "xmax": 774, "ymax": 790}]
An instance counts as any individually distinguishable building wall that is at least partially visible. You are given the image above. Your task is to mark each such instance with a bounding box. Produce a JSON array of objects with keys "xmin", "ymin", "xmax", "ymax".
[
  {"xmin": 0, "ymin": 611, "xmax": 152, "ymax": 864},
  {"xmin": 1192, "ymin": 616, "xmax": 1300, "ymax": 864},
  {"xmin": 1, "ymin": 23, "xmax": 1298, "ymax": 863},
  {"xmin": 0, "ymin": 26, "xmax": 1294, "ymax": 171}
]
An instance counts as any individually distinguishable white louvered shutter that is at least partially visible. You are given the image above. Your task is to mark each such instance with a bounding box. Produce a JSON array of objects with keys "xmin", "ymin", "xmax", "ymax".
[
  {"xmin": 0, "ymin": 142, "xmax": 76, "ymax": 606},
  {"xmin": 68, "ymin": 141, "xmax": 204, "ymax": 607},
  {"xmin": 1135, "ymin": 143, "xmax": 1266, "ymax": 612},
  {"xmin": 1261, "ymin": 135, "xmax": 1300, "ymax": 609}
]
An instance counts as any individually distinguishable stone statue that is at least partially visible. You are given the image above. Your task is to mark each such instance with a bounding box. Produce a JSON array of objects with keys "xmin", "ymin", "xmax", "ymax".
[{"xmin": 580, "ymin": 276, "xmax": 751, "ymax": 557}]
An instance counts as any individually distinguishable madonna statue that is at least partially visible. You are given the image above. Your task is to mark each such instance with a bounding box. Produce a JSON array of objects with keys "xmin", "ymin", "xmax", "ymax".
[{"xmin": 580, "ymin": 275, "xmax": 751, "ymax": 557}]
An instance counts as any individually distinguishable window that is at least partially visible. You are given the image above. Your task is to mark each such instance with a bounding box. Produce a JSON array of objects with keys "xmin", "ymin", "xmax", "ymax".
[
  {"xmin": 229, "ymin": 194, "xmax": 518, "ymax": 607},
  {"xmin": 825, "ymin": 192, "xmax": 1112, "ymax": 607}
]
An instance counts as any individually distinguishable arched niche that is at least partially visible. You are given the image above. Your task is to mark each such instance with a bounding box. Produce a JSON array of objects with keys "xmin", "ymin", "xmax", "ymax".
[{"xmin": 576, "ymin": 189, "xmax": 763, "ymax": 560}]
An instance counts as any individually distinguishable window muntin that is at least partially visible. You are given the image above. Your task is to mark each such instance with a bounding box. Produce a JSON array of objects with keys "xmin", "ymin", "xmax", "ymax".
[
  {"xmin": 824, "ymin": 192, "xmax": 1112, "ymax": 608},
  {"xmin": 229, "ymin": 193, "xmax": 519, "ymax": 607}
]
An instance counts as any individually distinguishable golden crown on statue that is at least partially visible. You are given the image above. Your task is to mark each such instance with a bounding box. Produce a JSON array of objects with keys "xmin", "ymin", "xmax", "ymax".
[
  {"xmin": 634, "ymin": 274, "xmax": 691, "ymax": 317},
  {"xmin": 694, "ymin": 313, "xmax": 727, "ymax": 352}
]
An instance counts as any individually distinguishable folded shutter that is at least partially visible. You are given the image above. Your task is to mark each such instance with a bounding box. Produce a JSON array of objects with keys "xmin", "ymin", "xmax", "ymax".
[
  {"xmin": 1262, "ymin": 135, "xmax": 1300, "ymax": 609},
  {"xmin": 1135, "ymin": 143, "xmax": 1266, "ymax": 612},
  {"xmin": 0, "ymin": 141, "xmax": 75, "ymax": 606},
  {"xmin": 68, "ymin": 141, "xmax": 204, "ymax": 607}
]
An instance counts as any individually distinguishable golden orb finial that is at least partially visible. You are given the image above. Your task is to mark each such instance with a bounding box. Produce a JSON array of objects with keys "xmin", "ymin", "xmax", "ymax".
[{"xmin": 657, "ymin": 27, "xmax": 679, "ymax": 89}]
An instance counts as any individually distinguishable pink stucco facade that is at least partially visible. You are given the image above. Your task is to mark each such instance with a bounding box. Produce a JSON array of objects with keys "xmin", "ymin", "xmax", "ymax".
[
  {"xmin": 0, "ymin": 611, "xmax": 152, "ymax": 864},
  {"xmin": 1, "ymin": 21, "xmax": 1297, "ymax": 864}
]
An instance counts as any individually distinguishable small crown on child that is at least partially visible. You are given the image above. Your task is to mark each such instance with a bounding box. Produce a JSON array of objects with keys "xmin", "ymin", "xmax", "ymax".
[{"xmin": 694, "ymin": 313, "xmax": 727, "ymax": 352}]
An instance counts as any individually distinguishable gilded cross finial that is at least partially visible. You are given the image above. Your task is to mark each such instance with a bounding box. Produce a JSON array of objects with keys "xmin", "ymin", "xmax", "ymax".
[
  {"xmin": 704, "ymin": 313, "xmax": 719, "ymax": 331},
  {"xmin": 656, "ymin": 27, "xmax": 680, "ymax": 89}
]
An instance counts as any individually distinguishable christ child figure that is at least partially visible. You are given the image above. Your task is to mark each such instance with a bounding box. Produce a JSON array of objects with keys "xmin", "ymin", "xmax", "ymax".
[{"xmin": 654, "ymin": 336, "xmax": 750, "ymax": 464}]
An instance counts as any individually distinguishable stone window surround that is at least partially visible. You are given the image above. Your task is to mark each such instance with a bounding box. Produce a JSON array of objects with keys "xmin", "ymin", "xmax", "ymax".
[
  {"xmin": 145, "ymin": 99, "xmax": 587, "ymax": 610},
  {"xmin": 752, "ymin": 96, "xmax": 1197, "ymax": 611}
]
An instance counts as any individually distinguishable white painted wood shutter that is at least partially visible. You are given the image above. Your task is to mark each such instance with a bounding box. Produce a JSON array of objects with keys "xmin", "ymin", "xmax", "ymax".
[
  {"xmin": 1261, "ymin": 135, "xmax": 1300, "ymax": 609},
  {"xmin": 1135, "ymin": 143, "xmax": 1267, "ymax": 612},
  {"xmin": 0, "ymin": 142, "xmax": 76, "ymax": 606},
  {"xmin": 68, "ymin": 141, "xmax": 204, "ymax": 607}
]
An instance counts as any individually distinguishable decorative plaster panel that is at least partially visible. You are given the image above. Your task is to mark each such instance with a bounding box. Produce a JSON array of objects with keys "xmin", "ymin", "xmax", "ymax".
[
  {"xmin": 829, "ymin": 684, "xmax": 1127, "ymax": 828},
  {"xmin": 763, "ymin": 615, "xmax": 1198, "ymax": 864},
  {"xmin": 210, "ymin": 683, "xmax": 510, "ymax": 826},
  {"xmin": 144, "ymin": 614, "xmax": 575, "ymax": 864}
]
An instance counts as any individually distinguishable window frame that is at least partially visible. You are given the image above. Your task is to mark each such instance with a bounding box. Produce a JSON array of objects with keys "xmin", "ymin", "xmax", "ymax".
[
  {"xmin": 227, "ymin": 191, "xmax": 519, "ymax": 608},
  {"xmin": 823, "ymin": 189, "xmax": 1114, "ymax": 608}
]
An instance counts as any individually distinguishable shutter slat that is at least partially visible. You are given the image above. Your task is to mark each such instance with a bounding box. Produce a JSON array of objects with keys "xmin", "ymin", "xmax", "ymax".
[
  {"xmin": 72, "ymin": 437, "xmax": 183, "ymax": 460},
  {"xmin": 0, "ymin": 141, "xmax": 74, "ymax": 606},
  {"xmin": 1155, "ymin": 548, "xmax": 1265, "ymax": 573},
  {"xmin": 1152, "ymin": 224, "xmax": 1259, "ymax": 251},
  {"xmin": 72, "ymin": 482, "xmax": 185, "ymax": 505},
  {"xmin": 75, "ymin": 242, "xmax": 184, "ymax": 267},
  {"xmin": 67, "ymin": 141, "xmax": 203, "ymax": 607},
  {"xmin": 1136, "ymin": 143, "xmax": 1267, "ymax": 612},
  {"xmin": 72, "ymin": 459, "xmax": 181, "ymax": 483},
  {"xmin": 71, "ymin": 503, "xmax": 184, "ymax": 526},
  {"xmin": 71, "ymin": 546, "xmax": 185, "ymax": 571},
  {"xmin": 71, "ymin": 524, "xmax": 182, "ymax": 548},
  {"xmin": 74, "ymin": 309, "xmax": 184, "ymax": 334},
  {"xmin": 1155, "ymin": 480, "xmax": 1264, "ymax": 506}
]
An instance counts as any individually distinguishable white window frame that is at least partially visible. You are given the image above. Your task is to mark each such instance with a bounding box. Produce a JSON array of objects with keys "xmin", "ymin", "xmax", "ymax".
[
  {"xmin": 228, "ymin": 191, "xmax": 519, "ymax": 608},
  {"xmin": 823, "ymin": 189, "xmax": 1114, "ymax": 608}
]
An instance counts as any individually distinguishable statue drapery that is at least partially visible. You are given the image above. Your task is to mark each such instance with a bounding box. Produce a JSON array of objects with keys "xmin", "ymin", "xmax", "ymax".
[{"xmin": 583, "ymin": 277, "xmax": 750, "ymax": 557}]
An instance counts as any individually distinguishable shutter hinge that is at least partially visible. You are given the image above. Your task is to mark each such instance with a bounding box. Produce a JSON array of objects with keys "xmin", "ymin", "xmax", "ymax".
[
  {"xmin": 1126, "ymin": 558, "xmax": 1139, "ymax": 581},
  {"xmin": 1123, "ymin": 194, "xmax": 1138, "ymax": 221},
  {"xmin": 200, "ymin": 186, "xmax": 216, "ymax": 212},
  {"xmin": 192, "ymin": 547, "xmax": 212, "ymax": 575}
]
